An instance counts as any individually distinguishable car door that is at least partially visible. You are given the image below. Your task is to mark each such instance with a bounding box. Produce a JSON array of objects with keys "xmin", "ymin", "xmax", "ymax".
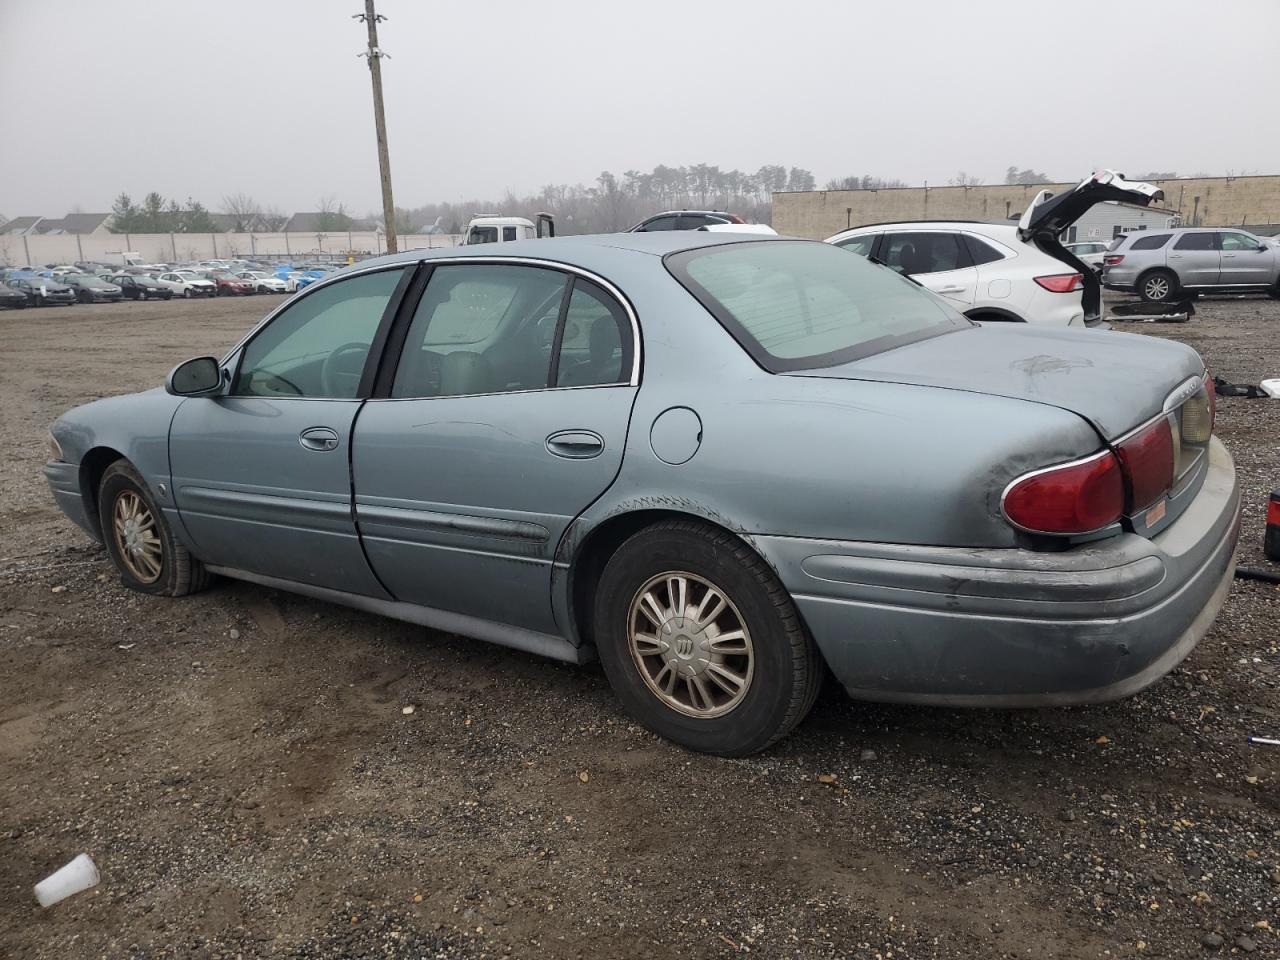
[
  {"xmin": 351, "ymin": 261, "xmax": 639, "ymax": 634},
  {"xmin": 168, "ymin": 266, "xmax": 410, "ymax": 596},
  {"xmin": 1217, "ymin": 231, "xmax": 1273, "ymax": 286},
  {"xmin": 878, "ymin": 231, "xmax": 977, "ymax": 306},
  {"xmin": 1168, "ymin": 232, "xmax": 1220, "ymax": 286}
]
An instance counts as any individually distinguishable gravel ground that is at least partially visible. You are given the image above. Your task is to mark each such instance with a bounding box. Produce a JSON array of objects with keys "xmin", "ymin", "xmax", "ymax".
[{"xmin": 1, "ymin": 293, "xmax": 1277, "ymax": 959}]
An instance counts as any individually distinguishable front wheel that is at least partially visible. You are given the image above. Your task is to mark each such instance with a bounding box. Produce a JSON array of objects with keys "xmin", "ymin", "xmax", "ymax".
[
  {"xmin": 1140, "ymin": 270, "xmax": 1177, "ymax": 303},
  {"xmin": 183, "ymin": 288, "xmax": 193, "ymax": 298},
  {"xmin": 98, "ymin": 460, "xmax": 211, "ymax": 596},
  {"xmin": 592, "ymin": 520, "xmax": 822, "ymax": 756}
]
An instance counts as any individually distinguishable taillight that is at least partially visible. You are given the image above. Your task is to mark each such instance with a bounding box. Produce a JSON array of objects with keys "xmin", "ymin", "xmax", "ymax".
[
  {"xmin": 1002, "ymin": 451, "xmax": 1125, "ymax": 534},
  {"xmin": 1034, "ymin": 273, "xmax": 1084, "ymax": 293},
  {"xmin": 1115, "ymin": 418, "xmax": 1175, "ymax": 510},
  {"xmin": 727, "ymin": 214, "xmax": 746, "ymax": 224},
  {"xmin": 1103, "ymin": 255, "xmax": 1125, "ymax": 266}
]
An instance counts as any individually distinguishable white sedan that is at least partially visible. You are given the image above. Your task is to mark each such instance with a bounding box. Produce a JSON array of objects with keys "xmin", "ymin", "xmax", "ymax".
[
  {"xmin": 154, "ymin": 271, "xmax": 217, "ymax": 298},
  {"xmin": 236, "ymin": 271, "xmax": 289, "ymax": 294}
]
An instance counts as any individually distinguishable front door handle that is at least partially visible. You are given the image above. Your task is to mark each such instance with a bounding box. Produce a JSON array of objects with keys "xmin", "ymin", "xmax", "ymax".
[
  {"xmin": 298, "ymin": 426, "xmax": 340, "ymax": 452},
  {"xmin": 546, "ymin": 430, "xmax": 604, "ymax": 460}
]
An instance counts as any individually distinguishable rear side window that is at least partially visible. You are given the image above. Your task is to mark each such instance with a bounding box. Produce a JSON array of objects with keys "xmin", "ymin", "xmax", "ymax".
[
  {"xmin": 1173, "ymin": 233, "xmax": 1216, "ymax": 251},
  {"xmin": 502, "ymin": 226, "xmax": 517, "ymax": 242},
  {"xmin": 667, "ymin": 240, "xmax": 969, "ymax": 372},
  {"xmin": 880, "ymin": 232, "xmax": 967, "ymax": 275},
  {"xmin": 963, "ymin": 235, "xmax": 1005, "ymax": 266},
  {"xmin": 636, "ymin": 216, "xmax": 678, "ymax": 232},
  {"xmin": 677, "ymin": 214, "xmax": 720, "ymax": 230},
  {"xmin": 1131, "ymin": 233, "xmax": 1171, "ymax": 250}
]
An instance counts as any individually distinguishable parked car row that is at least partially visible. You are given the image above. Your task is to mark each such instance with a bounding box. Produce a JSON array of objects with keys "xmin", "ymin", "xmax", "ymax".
[{"xmin": 0, "ymin": 257, "xmax": 345, "ymax": 308}]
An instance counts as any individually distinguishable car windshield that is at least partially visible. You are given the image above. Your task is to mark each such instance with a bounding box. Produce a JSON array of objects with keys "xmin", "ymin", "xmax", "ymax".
[
  {"xmin": 666, "ymin": 240, "xmax": 969, "ymax": 371},
  {"xmin": 175, "ymin": 272, "xmax": 200, "ymax": 280}
]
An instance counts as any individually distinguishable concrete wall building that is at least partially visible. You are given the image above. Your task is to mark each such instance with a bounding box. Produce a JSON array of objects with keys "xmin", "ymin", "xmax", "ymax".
[{"xmin": 773, "ymin": 174, "xmax": 1280, "ymax": 240}]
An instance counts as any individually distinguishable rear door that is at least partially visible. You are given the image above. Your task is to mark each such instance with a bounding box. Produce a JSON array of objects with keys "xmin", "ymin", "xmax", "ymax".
[
  {"xmin": 1168, "ymin": 232, "xmax": 1220, "ymax": 286},
  {"xmin": 878, "ymin": 231, "xmax": 977, "ymax": 307},
  {"xmin": 1217, "ymin": 231, "xmax": 1273, "ymax": 285},
  {"xmin": 351, "ymin": 261, "xmax": 639, "ymax": 633}
]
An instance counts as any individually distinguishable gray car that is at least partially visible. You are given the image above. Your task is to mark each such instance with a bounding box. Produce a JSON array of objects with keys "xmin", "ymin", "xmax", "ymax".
[
  {"xmin": 44, "ymin": 233, "xmax": 1239, "ymax": 755},
  {"xmin": 1103, "ymin": 227, "xmax": 1280, "ymax": 302}
]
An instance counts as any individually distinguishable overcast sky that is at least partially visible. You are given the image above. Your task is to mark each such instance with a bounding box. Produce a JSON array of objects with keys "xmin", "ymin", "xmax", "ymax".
[{"xmin": 2, "ymin": 0, "xmax": 1277, "ymax": 218}]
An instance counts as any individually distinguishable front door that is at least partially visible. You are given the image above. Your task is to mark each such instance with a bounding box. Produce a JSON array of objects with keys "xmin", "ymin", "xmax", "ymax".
[
  {"xmin": 1217, "ymin": 231, "xmax": 1274, "ymax": 286},
  {"xmin": 169, "ymin": 266, "xmax": 409, "ymax": 595},
  {"xmin": 1167, "ymin": 232, "xmax": 1220, "ymax": 286},
  {"xmin": 879, "ymin": 231, "xmax": 978, "ymax": 307},
  {"xmin": 352, "ymin": 262, "xmax": 638, "ymax": 633}
]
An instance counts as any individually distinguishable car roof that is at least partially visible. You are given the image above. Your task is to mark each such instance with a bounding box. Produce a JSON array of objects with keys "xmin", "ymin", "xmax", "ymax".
[{"xmin": 829, "ymin": 221, "xmax": 1020, "ymax": 241}]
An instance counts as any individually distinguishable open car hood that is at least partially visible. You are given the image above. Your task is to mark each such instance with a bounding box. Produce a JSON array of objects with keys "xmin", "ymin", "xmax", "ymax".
[
  {"xmin": 786, "ymin": 324, "xmax": 1203, "ymax": 440},
  {"xmin": 1017, "ymin": 170, "xmax": 1164, "ymax": 325}
]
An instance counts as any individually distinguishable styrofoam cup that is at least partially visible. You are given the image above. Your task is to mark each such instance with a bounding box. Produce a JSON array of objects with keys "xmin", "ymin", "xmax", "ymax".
[{"xmin": 34, "ymin": 853, "xmax": 100, "ymax": 907}]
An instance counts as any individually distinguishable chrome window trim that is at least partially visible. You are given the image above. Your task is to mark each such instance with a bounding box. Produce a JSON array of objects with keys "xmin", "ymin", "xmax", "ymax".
[{"xmin": 218, "ymin": 255, "xmax": 642, "ymax": 390}]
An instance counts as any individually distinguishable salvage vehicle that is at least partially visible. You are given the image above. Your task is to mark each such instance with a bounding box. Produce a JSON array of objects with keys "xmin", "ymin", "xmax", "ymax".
[
  {"xmin": 1062, "ymin": 240, "xmax": 1110, "ymax": 274},
  {"xmin": 201, "ymin": 270, "xmax": 255, "ymax": 296},
  {"xmin": 154, "ymin": 270, "xmax": 217, "ymax": 298},
  {"xmin": 8, "ymin": 276, "xmax": 76, "ymax": 306},
  {"xmin": 826, "ymin": 171, "xmax": 1163, "ymax": 327},
  {"xmin": 61, "ymin": 273, "xmax": 124, "ymax": 303},
  {"xmin": 630, "ymin": 210, "xmax": 748, "ymax": 232},
  {"xmin": 44, "ymin": 232, "xmax": 1239, "ymax": 756},
  {"xmin": 108, "ymin": 274, "xmax": 173, "ymax": 301},
  {"xmin": 235, "ymin": 270, "xmax": 289, "ymax": 294},
  {"xmin": 0, "ymin": 283, "xmax": 28, "ymax": 309},
  {"xmin": 1102, "ymin": 227, "xmax": 1280, "ymax": 302}
]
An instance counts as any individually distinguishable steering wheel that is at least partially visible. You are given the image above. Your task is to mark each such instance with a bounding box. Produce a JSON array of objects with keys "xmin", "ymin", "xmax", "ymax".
[{"xmin": 321, "ymin": 342, "xmax": 369, "ymax": 397}]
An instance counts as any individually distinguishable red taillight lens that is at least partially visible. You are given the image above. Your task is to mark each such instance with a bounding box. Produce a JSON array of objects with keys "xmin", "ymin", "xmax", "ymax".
[
  {"xmin": 727, "ymin": 214, "xmax": 746, "ymax": 223},
  {"xmin": 1003, "ymin": 451, "xmax": 1125, "ymax": 534},
  {"xmin": 1115, "ymin": 418, "xmax": 1175, "ymax": 510},
  {"xmin": 1034, "ymin": 272, "xmax": 1084, "ymax": 293},
  {"xmin": 1268, "ymin": 496, "xmax": 1280, "ymax": 528},
  {"xmin": 1103, "ymin": 255, "xmax": 1124, "ymax": 266}
]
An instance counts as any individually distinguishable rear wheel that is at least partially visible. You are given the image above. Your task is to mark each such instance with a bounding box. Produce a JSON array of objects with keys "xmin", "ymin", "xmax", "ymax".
[
  {"xmin": 34, "ymin": 294, "xmax": 45, "ymax": 307},
  {"xmin": 592, "ymin": 520, "xmax": 822, "ymax": 756},
  {"xmin": 1140, "ymin": 269, "xmax": 1177, "ymax": 303},
  {"xmin": 98, "ymin": 460, "xmax": 210, "ymax": 597}
]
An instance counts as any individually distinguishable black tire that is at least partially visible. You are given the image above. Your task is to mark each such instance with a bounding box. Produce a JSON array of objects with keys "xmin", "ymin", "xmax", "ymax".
[
  {"xmin": 592, "ymin": 520, "xmax": 822, "ymax": 756},
  {"xmin": 183, "ymin": 288, "xmax": 193, "ymax": 298},
  {"xmin": 1269, "ymin": 283, "xmax": 1280, "ymax": 301},
  {"xmin": 34, "ymin": 294, "xmax": 45, "ymax": 308},
  {"xmin": 78, "ymin": 291, "xmax": 90, "ymax": 304},
  {"xmin": 98, "ymin": 460, "xmax": 211, "ymax": 597},
  {"xmin": 1139, "ymin": 269, "xmax": 1177, "ymax": 303}
]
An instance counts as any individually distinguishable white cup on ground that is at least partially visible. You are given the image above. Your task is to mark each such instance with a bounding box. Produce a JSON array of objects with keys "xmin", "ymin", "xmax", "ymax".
[{"xmin": 34, "ymin": 853, "xmax": 100, "ymax": 907}]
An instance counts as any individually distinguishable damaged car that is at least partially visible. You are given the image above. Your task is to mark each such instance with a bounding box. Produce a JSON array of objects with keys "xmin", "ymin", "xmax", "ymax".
[
  {"xmin": 44, "ymin": 230, "xmax": 1238, "ymax": 756},
  {"xmin": 826, "ymin": 170, "xmax": 1164, "ymax": 327}
]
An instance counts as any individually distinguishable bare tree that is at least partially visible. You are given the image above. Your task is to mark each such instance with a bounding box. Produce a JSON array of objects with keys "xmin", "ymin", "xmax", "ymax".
[
  {"xmin": 221, "ymin": 192, "xmax": 262, "ymax": 231},
  {"xmin": 315, "ymin": 195, "xmax": 352, "ymax": 231},
  {"xmin": 948, "ymin": 171, "xmax": 983, "ymax": 187},
  {"xmin": 259, "ymin": 205, "xmax": 288, "ymax": 231}
]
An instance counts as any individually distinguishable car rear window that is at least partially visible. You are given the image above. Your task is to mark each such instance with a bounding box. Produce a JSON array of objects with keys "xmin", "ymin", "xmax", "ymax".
[
  {"xmin": 666, "ymin": 240, "xmax": 969, "ymax": 372},
  {"xmin": 1130, "ymin": 233, "xmax": 1171, "ymax": 250}
]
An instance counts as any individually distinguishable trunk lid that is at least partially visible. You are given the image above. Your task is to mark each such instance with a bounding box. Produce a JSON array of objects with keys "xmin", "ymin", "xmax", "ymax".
[
  {"xmin": 1018, "ymin": 170, "xmax": 1165, "ymax": 325},
  {"xmin": 785, "ymin": 324, "xmax": 1204, "ymax": 440}
]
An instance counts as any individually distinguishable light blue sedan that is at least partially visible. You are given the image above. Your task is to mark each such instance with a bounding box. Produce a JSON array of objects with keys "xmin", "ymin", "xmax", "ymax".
[{"xmin": 44, "ymin": 233, "xmax": 1239, "ymax": 755}]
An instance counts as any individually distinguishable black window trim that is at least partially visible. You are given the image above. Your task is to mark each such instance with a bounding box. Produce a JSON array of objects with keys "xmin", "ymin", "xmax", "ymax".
[
  {"xmin": 364, "ymin": 255, "xmax": 643, "ymax": 401},
  {"xmin": 663, "ymin": 239, "xmax": 971, "ymax": 375}
]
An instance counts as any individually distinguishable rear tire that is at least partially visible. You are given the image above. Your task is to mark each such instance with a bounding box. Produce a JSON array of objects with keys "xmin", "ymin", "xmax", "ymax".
[
  {"xmin": 1139, "ymin": 269, "xmax": 1177, "ymax": 303},
  {"xmin": 98, "ymin": 460, "xmax": 211, "ymax": 597},
  {"xmin": 592, "ymin": 520, "xmax": 822, "ymax": 756}
]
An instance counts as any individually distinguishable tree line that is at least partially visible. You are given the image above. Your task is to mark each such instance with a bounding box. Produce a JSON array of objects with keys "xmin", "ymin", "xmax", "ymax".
[{"xmin": 110, "ymin": 192, "xmax": 219, "ymax": 234}]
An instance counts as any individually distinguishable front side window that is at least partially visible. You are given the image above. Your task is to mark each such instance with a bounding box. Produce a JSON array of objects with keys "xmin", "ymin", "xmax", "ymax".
[
  {"xmin": 1219, "ymin": 232, "xmax": 1260, "ymax": 251},
  {"xmin": 834, "ymin": 234, "xmax": 876, "ymax": 258},
  {"xmin": 668, "ymin": 240, "xmax": 969, "ymax": 372},
  {"xmin": 502, "ymin": 226, "xmax": 518, "ymax": 242},
  {"xmin": 392, "ymin": 264, "xmax": 568, "ymax": 398},
  {"xmin": 880, "ymin": 232, "xmax": 966, "ymax": 275},
  {"xmin": 234, "ymin": 268, "xmax": 404, "ymax": 399},
  {"xmin": 1174, "ymin": 232, "xmax": 1216, "ymax": 251}
]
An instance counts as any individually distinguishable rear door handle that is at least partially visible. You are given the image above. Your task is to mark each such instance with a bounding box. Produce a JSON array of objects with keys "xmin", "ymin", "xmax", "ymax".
[
  {"xmin": 546, "ymin": 430, "xmax": 604, "ymax": 460},
  {"xmin": 298, "ymin": 426, "xmax": 340, "ymax": 452}
]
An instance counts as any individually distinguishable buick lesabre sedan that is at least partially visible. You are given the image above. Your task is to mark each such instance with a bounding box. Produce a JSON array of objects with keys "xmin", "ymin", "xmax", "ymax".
[{"xmin": 45, "ymin": 232, "xmax": 1239, "ymax": 755}]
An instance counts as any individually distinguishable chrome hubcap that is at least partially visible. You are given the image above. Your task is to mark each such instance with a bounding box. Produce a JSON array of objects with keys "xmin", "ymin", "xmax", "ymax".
[
  {"xmin": 1146, "ymin": 277, "xmax": 1169, "ymax": 299},
  {"xmin": 628, "ymin": 571, "xmax": 753, "ymax": 718},
  {"xmin": 112, "ymin": 490, "xmax": 162, "ymax": 583}
]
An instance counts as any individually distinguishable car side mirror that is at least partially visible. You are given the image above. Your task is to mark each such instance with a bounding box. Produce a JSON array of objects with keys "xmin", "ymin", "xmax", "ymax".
[{"xmin": 166, "ymin": 356, "xmax": 223, "ymax": 396}]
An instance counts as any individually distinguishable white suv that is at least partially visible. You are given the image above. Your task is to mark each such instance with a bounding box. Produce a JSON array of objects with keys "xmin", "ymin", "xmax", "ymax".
[
  {"xmin": 825, "ymin": 221, "xmax": 1090, "ymax": 327},
  {"xmin": 824, "ymin": 170, "xmax": 1164, "ymax": 328}
]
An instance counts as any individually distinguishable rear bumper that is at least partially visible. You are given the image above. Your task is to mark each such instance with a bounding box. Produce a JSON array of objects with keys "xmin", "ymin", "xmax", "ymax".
[{"xmin": 756, "ymin": 437, "xmax": 1240, "ymax": 706}]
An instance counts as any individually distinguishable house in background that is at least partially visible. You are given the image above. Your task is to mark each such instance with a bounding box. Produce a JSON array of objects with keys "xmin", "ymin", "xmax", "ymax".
[
  {"xmin": 2, "ymin": 216, "xmax": 46, "ymax": 236},
  {"xmin": 1063, "ymin": 202, "xmax": 1180, "ymax": 244},
  {"xmin": 283, "ymin": 212, "xmax": 379, "ymax": 233},
  {"xmin": 34, "ymin": 213, "xmax": 114, "ymax": 236}
]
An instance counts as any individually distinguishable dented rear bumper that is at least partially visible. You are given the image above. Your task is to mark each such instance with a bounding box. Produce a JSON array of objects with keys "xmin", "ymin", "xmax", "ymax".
[{"xmin": 756, "ymin": 437, "xmax": 1239, "ymax": 706}]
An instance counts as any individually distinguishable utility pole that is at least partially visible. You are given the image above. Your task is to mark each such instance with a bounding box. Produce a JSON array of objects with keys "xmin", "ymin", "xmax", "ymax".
[{"xmin": 355, "ymin": 0, "xmax": 397, "ymax": 254}]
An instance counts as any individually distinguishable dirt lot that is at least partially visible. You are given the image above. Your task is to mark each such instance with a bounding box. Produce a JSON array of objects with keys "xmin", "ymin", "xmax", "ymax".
[{"xmin": 1, "ymin": 293, "xmax": 1278, "ymax": 960}]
